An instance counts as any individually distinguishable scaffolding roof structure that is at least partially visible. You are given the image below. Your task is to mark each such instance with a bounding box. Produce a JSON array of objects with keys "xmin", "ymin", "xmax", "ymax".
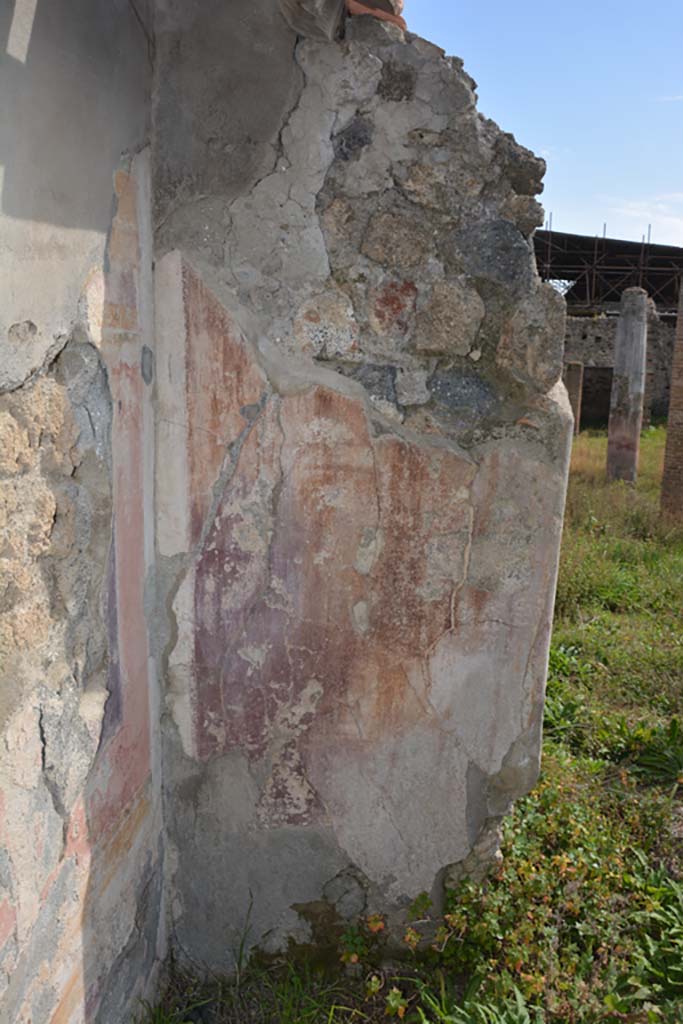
[{"xmin": 534, "ymin": 229, "xmax": 683, "ymax": 315}]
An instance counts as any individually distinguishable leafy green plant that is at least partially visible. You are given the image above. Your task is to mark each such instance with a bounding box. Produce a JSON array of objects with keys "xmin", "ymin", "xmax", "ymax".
[
  {"xmin": 634, "ymin": 875, "xmax": 683, "ymax": 998},
  {"xmin": 438, "ymin": 742, "xmax": 675, "ymax": 1020},
  {"xmin": 339, "ymin": 924, "xmax": 370, "ymax": 965},
  {"xmin": 385, "ymin": 986, "xmax": 409, "ymax": 1018},
  {"xmin": 634, "ymin": 719, "xmax": 683, "ymax": 791},
  {"xmin": 136, "ymin": 1001, "xmax": 196, "ymax": 1024},
  {"xmin": 408, "ymin": 892, "xmax": 434, "ymax": 921},
  {"xmin": 416, "ymin": 981, "xmax": 543, "ymax": 1024},
  {"xmin": 589, "ymin": 714, "xmax": 654, "ymax": 763},
  {"xmin": 543, "ymin": 683, "xmax": 586, "ymax": 746}
]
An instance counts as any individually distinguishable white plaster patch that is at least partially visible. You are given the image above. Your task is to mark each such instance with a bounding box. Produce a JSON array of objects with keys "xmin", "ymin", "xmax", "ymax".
[
  {"xmin": 238, "ymin": 645, "xmax": 269, "ymax": 672},
  {"xmin": 167, "ymin": 568, "xmax": 196, "ymax": 758},
  {"xmin": 352, "ymin": 600, "xmax": 370, "ymax": 635},
  {"xmin": 428, "ymin": 629, "xmax": 524, "ymax": 774},
  {"xmin": 308, "ymin": 723, "xmax": 471, "ymax": 901},
  {"xmin": 354, "ymin": 527, "xmax": 383, "ymax": 576}
]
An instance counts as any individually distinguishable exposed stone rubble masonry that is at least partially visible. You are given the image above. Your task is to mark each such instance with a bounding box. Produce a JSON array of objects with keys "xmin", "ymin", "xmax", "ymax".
[{"xmin": 0, "ymin": 341, "xmax": 112, "ymax": 1001}]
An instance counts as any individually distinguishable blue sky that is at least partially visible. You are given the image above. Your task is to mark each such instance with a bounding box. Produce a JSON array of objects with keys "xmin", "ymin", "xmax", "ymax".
[{"xmin": 403, "ymin": 0, "xmax": 683, "ymax": 246}]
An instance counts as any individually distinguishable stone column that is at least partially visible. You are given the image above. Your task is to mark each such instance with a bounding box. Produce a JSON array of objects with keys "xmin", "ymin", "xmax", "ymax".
[
  {"xmin": 563, "ymin": 361, "xmax": 584, "ymax": 435},
  {"xmin": 607, "ymin": 287, "xmax": 648, "ymax": 482},
  {"xmin": 661, "ymin": 279, "xmax": 683, "ymax": 518}
]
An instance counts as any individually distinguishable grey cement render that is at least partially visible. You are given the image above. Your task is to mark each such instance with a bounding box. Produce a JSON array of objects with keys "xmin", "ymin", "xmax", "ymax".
[
  {"xmin": 153, "ymin": 0, "xmax": 303, "ymax": 248},
  {"xmin": 279, "ymin": 0, "xmax": 346, "ymax": 40}
]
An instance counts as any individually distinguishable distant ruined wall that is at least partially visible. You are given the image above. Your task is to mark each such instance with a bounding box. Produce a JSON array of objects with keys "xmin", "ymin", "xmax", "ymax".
[
  {"xmin": 0, "ymin": 3, "xmax": 163, "ymax": 1022},
  {"xmin": 1, "ymin": 1, "xmax": 572, "ymax": 1019},
  {"xmin": 564, "ymin": 311, "xmax": 674, "ymax": 423},
  {"xmin": 153, "ymin": 1, "xmax": 572, "ymax": 969}
]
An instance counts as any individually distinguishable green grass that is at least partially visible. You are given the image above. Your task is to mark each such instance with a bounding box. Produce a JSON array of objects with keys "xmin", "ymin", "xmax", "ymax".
[
  {"xmin": 551, "ymin": 429, "xmax": 683, "ymax": 753},
  {"xmin": 140, "ymin": 427, "xmax": 683, "ymax": 1024}
]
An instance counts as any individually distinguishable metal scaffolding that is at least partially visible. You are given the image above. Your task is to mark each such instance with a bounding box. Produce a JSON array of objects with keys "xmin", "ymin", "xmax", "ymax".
[{"xmin": 534, "ymin": 229, "xmax": 683, "ymax": 314}]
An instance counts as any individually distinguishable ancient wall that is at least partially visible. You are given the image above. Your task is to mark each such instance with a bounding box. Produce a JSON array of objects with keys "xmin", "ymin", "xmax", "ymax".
[
  {"xmin": 153, "ymin": 2, "xmax": 572, "ymax": 969},
  {"xmin": 564, "ymin": 310, "xmax": 674, "ymax": 425},
  {"xmin": 0, "ymin": 3, "xmax": 163, "ymax": 1021},
  {"xmin": 1, "ymin": 2, "xmax": 573, "ymax": 1018}
]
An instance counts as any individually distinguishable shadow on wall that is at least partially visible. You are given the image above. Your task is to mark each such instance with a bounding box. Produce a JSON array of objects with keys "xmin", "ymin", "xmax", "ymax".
[
  {"xmin": 0, "ymin": 3, "xmax": 162, "ymax": 1022},
  {"xmin": 0, "ymin": 0, "xmax": 150, "ymax": 227}
]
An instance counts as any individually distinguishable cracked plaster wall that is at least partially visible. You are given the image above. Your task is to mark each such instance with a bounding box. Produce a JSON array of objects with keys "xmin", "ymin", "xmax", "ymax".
[{"xmin": 153, "ymin": 3, "xmax": 573, "ymax": 969}]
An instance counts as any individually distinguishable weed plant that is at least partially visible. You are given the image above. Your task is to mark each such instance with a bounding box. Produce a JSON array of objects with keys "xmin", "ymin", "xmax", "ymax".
[{"xmin": 140, "ymin": 429, "xmax": 683, "ymax": 1023}]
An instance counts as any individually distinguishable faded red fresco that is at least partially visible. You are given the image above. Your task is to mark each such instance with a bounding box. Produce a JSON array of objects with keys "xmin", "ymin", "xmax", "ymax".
[
  {"xmin": 183, "ymin": 269, "xmax": 266, "ymax": 542},
  {"xmin": 165, "ymin": 260, "xmax": 562, "ymax": 833}
]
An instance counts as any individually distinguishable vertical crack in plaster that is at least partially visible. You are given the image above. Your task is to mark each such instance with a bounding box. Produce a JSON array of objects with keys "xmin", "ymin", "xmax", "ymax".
[{"xmin": 37, "ymin": 705, "xmax": 69, "ymax": 854}]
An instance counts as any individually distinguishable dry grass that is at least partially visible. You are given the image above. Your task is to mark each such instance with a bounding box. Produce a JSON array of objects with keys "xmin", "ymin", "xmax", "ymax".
[
  {"xmin": 563, "ymin": 428, "xmax": 683, "ymax": 551},
  {"xmin": 570, "ymin": 426, "xmax": 666, "ymax": 488}
]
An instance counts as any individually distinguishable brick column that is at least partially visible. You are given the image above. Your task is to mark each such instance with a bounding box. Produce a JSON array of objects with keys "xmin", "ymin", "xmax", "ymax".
[
  {"xmin": 607, "ymin": 288, "xmax": 648, "ymax": 482},
  {"xmin": 563, "ymin": 361, "xmax": 584, "ymax": 435},
  {"xmin": 661, "ymin": 279, "xmax": 683, "ymax": 518}
]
